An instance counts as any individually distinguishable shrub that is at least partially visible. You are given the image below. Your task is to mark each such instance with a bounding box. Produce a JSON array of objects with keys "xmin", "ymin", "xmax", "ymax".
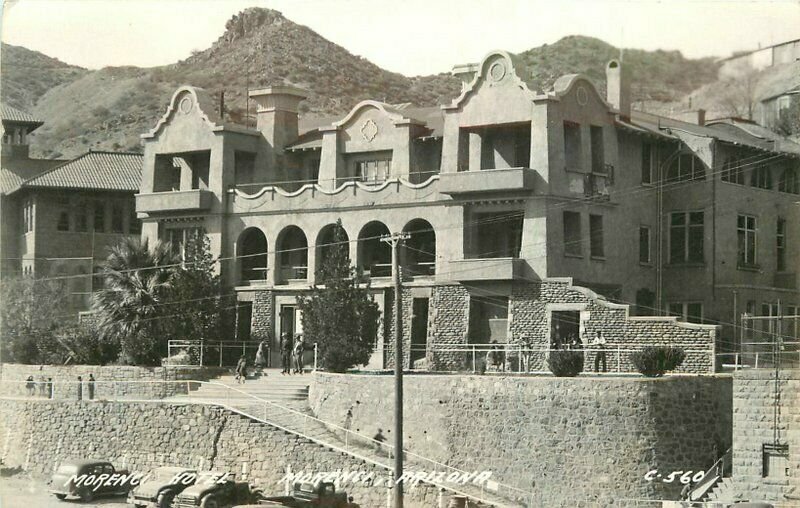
[
  {"xmin": 548, "ymin": 350, "xmax": 584, "ymax": 377},
  {"xmin": 630, "ymin": 346, "xmax": 686, "ymax": 377}
]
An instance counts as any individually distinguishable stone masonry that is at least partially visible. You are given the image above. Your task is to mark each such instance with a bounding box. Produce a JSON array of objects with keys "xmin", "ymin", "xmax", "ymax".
[
  {"xmin": 310, "ymin": 372, "xmax": 733, "ymax": 507},
  {"xmin": 0, "ymin": 399, "xmax": 440, "ymax": 508},
  {"xmin": 428, "ymin": 284, "xmax": 470, "ymax": 370},
  {"xmin": 250, "ymin": 289, "xmax": 275, "ymax": 340},
  {"xmin": 726, "ymin": 369, "xmax": 800, "ymax": 503}
]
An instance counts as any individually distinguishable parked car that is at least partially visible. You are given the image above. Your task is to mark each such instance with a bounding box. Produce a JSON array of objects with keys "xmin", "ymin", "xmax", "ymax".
[
  {"xmin": 173, "ymin": 471, "xmax": 261, "ymax": 508},
  {"xmin": 129, "ymin": 466, "xmax": 197, "ymax": 508},
  {"xmin": 257, "ymin": 481, "xmax": 358, "ymax": 507},
  {"xmin": 49, "ymin": 459, "xmax": 134, "ymax": 502}
]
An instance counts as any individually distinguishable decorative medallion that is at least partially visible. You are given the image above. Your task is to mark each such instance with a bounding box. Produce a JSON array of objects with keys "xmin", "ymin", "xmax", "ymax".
[
  {"xmin": 179, "ymin": 95, "xmax": 193, "ymax": 114},
  {"xmin": 361, "ymin": 119, "xmax": 378, "ymax": 142},
  {"xmin": 489, "ymin": 61, "xmax": 507, "ymax": 82},
  {"xmin": 576, "ymin": 86, "xmax": 589, "ymax": 106}
]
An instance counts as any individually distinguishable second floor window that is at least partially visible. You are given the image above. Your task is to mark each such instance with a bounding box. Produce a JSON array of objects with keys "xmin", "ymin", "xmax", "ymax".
[
  {"xmin": 590, "ymin": 214, "xmax": 604, "ymax": 258},
  {"xmin": 111, "ymin": 203, "xmax": 124, "ymax": 233},
  {"xmin": 94, "ymin": 200, "xmax": 105, "ymax": 232},
  {"xmin": 722, "ymin": 157, "xmax": 745, "ymax": 184},
  {"xmin": 639, "ymin": 226, "xmax": 651, "ymax": 264},
  {"xmin": 669, "ymin": 211, "xmax": 704, "ymax": 264},
  {"xmin": 777, "ymin": 218, "xmax": 787, "ymax": 272},
  {"xmin": 751, "ymin": 166, "xmax": 772, "ymax": 190},
  {"xmin": 666, "ymin": 153, "xmax": 705, "ymax": 183},
  {"xmin": 22, "ymin": 198, "xmax": 33, "ymax": 233},
  {"xmin": 563, "ymin": 121, "xmax": 581, "ymax": 171},
  {"xmin": 778, "ymin": 166, "xmax": 799, "ymax": 194},
  {"xmin": 590, "ymin": 126, "xmax": 604, "ymax": 174},
  {"xmin": 358, "ymin": 158, "xmax": 391, "ymax": 183},
  {"xmin": 56, "ymin": 196, "xmax": 69, "ymax": 231},
  {"xmin": 74, "ymin": 200, "xmax": 89, "ymax": 233},
  {"xmin": 563, "ymin": 211, "xmax": 582, "ymax": 257},
  {"xmin": 737, "ymin": 214, "xmax": 757, "ymax": 267}
]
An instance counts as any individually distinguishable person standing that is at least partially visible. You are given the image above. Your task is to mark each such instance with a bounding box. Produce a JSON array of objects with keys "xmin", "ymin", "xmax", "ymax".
[
  {"xmin": 25, "ymin": 376, "xmax": 35, "ymax": 396},
  {"xmin": 254, "ymin": 340, "xmax": 268, "ymax": 376},
  {"xmin": 293, "ymin": 334, "xmax": 304, "ymax": 374},
  {"xmin": 87, "ymin": 373, "xmax": 95, "ymax": 400},
  {"xmin": 76, "ymin": 376, "xmax": 83, "ymax": 401},
  {"xmin": 280, "ymin": 333, "xmax": 293, "ymax": 375},
  {"xmin": 592, "ymin": 331, "xmax": 607, "ymax": 373},
  {"xmin": 373, "ymin": 428, "xmax": 386, "ymax": 454},
  {"xmin": 46, "ymin": 378, "xmax": 53, "ymax": 399},
  {"xmin": 235, "ymin": 356, "xmax": 247, "ymax": 384},
  {"xmin": 38, "ymin": 377, "xmax": 46, "ymax": 397}
]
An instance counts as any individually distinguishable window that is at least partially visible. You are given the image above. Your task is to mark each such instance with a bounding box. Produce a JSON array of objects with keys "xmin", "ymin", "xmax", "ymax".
[
  {"xmin": 563, "ymin": 211, "xmax": 582, "ymax": 257},
  {"xmin": 641, "ymin": 143, "xmax": 653, "ymax": 184},
  {"xmin": 111, "ymin": 203, "xmax": 124, "ymax": 233},
  {"xmin": 563, "ymin": 121, "xmax": 582, "ymax": 171},
  {"xmin": 639, "ymin": 226, "xmax": 651, "ymax": 264},
  {"xmin": 722, "ymin": 157, "xmax": 745, "ymax": 184},
  {"xmin": 165, "ymin": 226, "xmax": 203, "ymax": 261},
  {"xmin": 737, "ymin": 214, "xmax": 757, "ymax": 267},
  {"xmin": 763, "ymin": 443, "xmax": 789, "ymax": 478},
  {"xmin": 22, "ymin": 198, "xmax": 34, "ymax": 233},
  {"xmin": 778, "ymin": 166, "xmax": 799, "ymax": 194},
  {"xmin": 777, "ymin": 218, "xmax": 787, "ymax": 272},
  {"xmin": 590, "ymin": 125, "xmax": 604, "ymax": 174},
  {"xmin": 669, "ymin": 211, "xmax": 704, "ymax": 263},
  {"xmin": 358, "ymin": 158, "xmax": 391, "ymax": 183},
  {"xmin": 56, "ymin": 196, "xmax": 70, "ymax": 231},
  {"xmin": 668, "ymin": 302, "xmax": 703, "ymax": 323},
  {"xmin": 750, "ymin": 166, "xmax": 772, "ymax": 189},
  {"xmin": 589, "ymin": 214, "xmax": 604, "ymax": 258},
  {"xmin": 129, "ymin": 207, "xmax": 141, "ymax": 235},
  {"xmin": 74, "ymin": 200, "xmax": 88, "ymax": 233},
  {"xmin": 93, "ymin": 200, "xmax": 105, "ymax": 232},
  {"xmin": 666, "ymin": 153, "xmax": 705, "ymax": 182}
]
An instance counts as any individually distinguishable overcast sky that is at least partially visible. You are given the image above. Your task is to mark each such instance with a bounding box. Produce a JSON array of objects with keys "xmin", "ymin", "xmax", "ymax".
[{"xmin": 1, "ymin": 0, "xmax": 799, "ymax": 76}]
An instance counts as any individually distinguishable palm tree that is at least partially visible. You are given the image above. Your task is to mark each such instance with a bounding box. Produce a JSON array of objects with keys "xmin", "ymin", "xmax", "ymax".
[{"xmin": 93, "ymin": 237, "xmax": 178, "ymax": 365}]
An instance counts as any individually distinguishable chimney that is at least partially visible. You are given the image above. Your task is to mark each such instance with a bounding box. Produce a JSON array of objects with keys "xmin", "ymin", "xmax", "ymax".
[
  {"xmin": 248, "ymin": 86, "xmax": 308, "ymax": 160},
  {"xmin": 605, "ymin": 59, "xmax": 631, "ymax": 119},
  {"xmin": 697, "ymin": 108, "xmax": 706, "ymax": 126},
  {"xmin": 452, "ymin": 63, "xmax": 480, "ymax": 93}
]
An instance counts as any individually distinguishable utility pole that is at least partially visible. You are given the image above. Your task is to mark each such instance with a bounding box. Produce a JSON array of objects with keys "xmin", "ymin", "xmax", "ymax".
[{"xmin": 381, "ymin": 231, "xmax": 409, "ymax": 508}]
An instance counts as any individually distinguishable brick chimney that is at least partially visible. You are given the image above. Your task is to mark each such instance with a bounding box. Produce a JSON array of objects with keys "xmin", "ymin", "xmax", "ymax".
[
  {"xmin": 606, "ymin": 59, "xmax": 631, "ymax": 119},
  {"xmin": 248, "ymin": 86, "xmax": 308, "ymax": 163},
  {"xmin": 697, "ymin": 109, "xmax": 706, "ymax": 126}
]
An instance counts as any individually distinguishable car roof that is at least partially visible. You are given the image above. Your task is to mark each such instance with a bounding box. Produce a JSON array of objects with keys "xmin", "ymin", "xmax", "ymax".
[
  {"xmin": 152, "ymin": 466, "xmax": 196, "ymax": 474},
  {"xmin": 60, "ymin": 459, "xmax": 111, "ymax": 468}
]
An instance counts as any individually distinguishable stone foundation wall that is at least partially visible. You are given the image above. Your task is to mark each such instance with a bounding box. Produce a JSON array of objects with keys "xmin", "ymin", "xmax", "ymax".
[
  {"xmin": 728, "ymin": 369, "xmax": 800, "ymax": 503},
  {"xmin": 0, "ymin": 400, "xmax": 439, "ymax": 508},
  {"xmin": 428, "ymin": 284, "xmax": 470, "ymax": 370},
  {"xmin": 310, "ymin": 372, "xmax": 733, "ymax": 507},
  {"xmin": 0, "ymin": 364, "xmax": 224, "ymax": 399}
]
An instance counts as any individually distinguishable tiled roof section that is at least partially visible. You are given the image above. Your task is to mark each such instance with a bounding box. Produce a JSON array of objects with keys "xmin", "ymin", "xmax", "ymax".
[
  {"xmin": 22, "ymin": 151, "xmax": 143, "ymax": 191},
  {"xmin": 1, "ymin": 104, "xmax": 44, "ymax": 125},
  {"xmin": 0, "ymin": 158, "xmax": 66, "ymax": 195}
]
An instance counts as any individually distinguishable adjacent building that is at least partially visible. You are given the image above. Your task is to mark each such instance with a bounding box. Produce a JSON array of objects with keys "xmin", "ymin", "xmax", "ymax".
[
  {"xmin": 135, "ymin": 51, "xmax": 800, "ymax": 369},
  {"xmin": 1, "ymin": 105, "xmax": 143, "ymax": 313}
]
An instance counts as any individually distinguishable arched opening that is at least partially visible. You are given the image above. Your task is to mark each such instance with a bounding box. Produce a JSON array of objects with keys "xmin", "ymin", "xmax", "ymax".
[
  {"xmin": 666, "ymin": 152, "xmax": 705, "ymax": 182},
  {"xmin": 357, "ymin": 221, "xmax": 391, "ymax": 277},
  {"xmin": 315, "ymin": 223, "xmax": 350, "ymax": 279},
  {"xmin": 238, "ymin": 227, "xmax": 268, "ymax": 283},
  {"xmin": 276, "ymin": 226, "xmax": 308, "ymax": 283},
  {"xmin": 402, "ymin": 219, "xmax": 436, "ymax": 276}
]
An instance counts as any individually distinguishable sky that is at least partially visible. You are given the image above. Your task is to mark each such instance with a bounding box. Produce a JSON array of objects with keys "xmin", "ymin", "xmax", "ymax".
[{"xmin": 1, "ymin": 0, "xmax": 799, "ymax": 76}]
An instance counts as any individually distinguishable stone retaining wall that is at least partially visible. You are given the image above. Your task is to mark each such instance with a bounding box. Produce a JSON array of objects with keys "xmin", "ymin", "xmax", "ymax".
[
  {"xmin": 0, "ymin": 364, "xmax": 224, "ymax": 399},
  {"xmin": 727, "ymin": 369, "xmax": 800, "ymax": 503},
  {"xmin": 0, "ymin": 400, "xmax": 439, "ymax": 508},
  {"xmin": 310, "ymin": 372, "xmax": 733, "ymax": 506}
]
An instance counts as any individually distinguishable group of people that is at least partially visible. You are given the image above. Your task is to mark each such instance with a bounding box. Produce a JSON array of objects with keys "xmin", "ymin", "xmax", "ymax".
[
  {"xmin": 555, "ymin": 331, "xmax": 608, "ymax": 373},
  {"xmin": 24, "ymin": 373, "xmax": 96, "ymax": 399},
  {"xmin": 234, "ymin": 333, "xmax": 307, "ymax": 383}
]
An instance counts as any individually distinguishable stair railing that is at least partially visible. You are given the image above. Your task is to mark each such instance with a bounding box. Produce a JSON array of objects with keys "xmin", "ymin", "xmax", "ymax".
[{"xmin": 689, "ymin": 446, "xmax": 732, "ymax": 502}]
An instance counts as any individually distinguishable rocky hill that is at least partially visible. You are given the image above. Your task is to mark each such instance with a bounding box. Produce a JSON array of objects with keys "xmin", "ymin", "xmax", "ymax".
[{"xmin": 3, "ymin": 7, "xmax": 721, "ymax": 159}]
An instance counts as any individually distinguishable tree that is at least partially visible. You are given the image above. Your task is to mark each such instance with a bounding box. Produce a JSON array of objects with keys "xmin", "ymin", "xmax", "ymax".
[
  {"xmin": 297, "ymin": 220, "xmax": 380, "ymax": 372},
  {"xmin": 0, "ymin": 275, "xmax": 72, "ymax": 364},
  {"xmin": 161, "ymin": 233, "xmax": 231, "ymax": 348},
  {"xmin": 775, "ymin": 95, "xmax": 800, "ymax": 138},
  {"xmin": 93, "ymin": 237, "xmax": 178, "ymax": 365},
  {"xmin": 716, "ymin": 67, "xmax": 760, "ymax": 120}
]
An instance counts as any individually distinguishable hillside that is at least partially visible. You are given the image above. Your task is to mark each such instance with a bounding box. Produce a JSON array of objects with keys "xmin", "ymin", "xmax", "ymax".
[
  {"xmin": 4, "ymin": 8, "xmax": 721, "ymax": 158},
  {"xmin": 0, "ymin": 43, "xmax": 88, "ymax": 114}
]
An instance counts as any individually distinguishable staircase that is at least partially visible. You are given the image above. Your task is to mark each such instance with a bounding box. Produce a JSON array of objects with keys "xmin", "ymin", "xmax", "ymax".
[
  {"xmin": 704, "ymin": 476, "xmax": 735, "ymax": 503},
  {"xmin": 168, "ymin": 369, "xmax": 524, "ymax": 507}
]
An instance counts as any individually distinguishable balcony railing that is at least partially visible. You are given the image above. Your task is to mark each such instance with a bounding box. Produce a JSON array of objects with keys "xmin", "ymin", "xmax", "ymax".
[
  {"xmin": 405, "ymin": 261, "xmax": 435, "ymax": 277},
  {"xmin": 241, "ymin": 267, "xmax": 268, "ymax": 283},
  {"xmin": 279, "ymin": 265, "xmax": 308, "ymax": 282},
  {"xmin": 438, "ymin": 167, "xmax": 536, "ymax": 195},
  {"xmin": 363, "ymin": 263, "xmax": 392, "ymax": 278},
  {"xmin": 136, "ymin": 189, "xmax": 213, "ymax": 213}
]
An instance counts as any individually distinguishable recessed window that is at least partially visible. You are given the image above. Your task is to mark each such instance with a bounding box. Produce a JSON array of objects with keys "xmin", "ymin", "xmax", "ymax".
[
  {"xmin": 750, "ymin": 166, "xmax": 772, "ymax": 190},
  {"xmin": 737, "ymin": 214, "xmax": 757, "ymax": 268},
  {"xmin": 93, "ymin": 200, "xmax": 105, "ymax": 232},
  {"xmin": 589, "ymin": 214, "xmax": 604, "ymax": 258},
  {"xmin": 669, "ymin": 211, "xmax": 704, "ymax": 264},
  {"xmin": 778, "ymin": 166, "xmax": 799, "ymax": 194},
  {"xmin": 590, "ymin": 125, "xmax": 604, "ymax": 174},
  {"xmin": 762, "ymin": 443, "xmax": 789, "ymax": 478},
  {"xmin": 641, "ymin": 143, "xmax": 653, "ymax": 184},
  {"xmin": 667, "ymin": 302, "xmax": 703, "ymax": 323},
  {"xmin": 563, "ymin": 211, "xmax": 582, "ymax": 257},
  {"xmin": 639, "ymin": 226, "xmax": 651, "ymax": 264},
  {"xmin": 777, "ymin": 218, "xmax": 787, "ymax": 272},
  {"xmin": 722, "ymin": 157, "xmax": 745, "ymax": 184},
  {"xmin": 666, "ymin": 153, "xmax": 705, "ymax": 182},
  {"xmin": 74, "ymin": 200, "xmax": 88, "ymax": 233},
  {"xmin": 22, "ymin": 198, "xmax": 34, "ymax": 233},
  {"xmin": 563, "ymin": 121, "xmax": 582, "ymax": 171},
  {"xmin": 111, "ymin": 203, "xmax": 124, "ymax": 233}
]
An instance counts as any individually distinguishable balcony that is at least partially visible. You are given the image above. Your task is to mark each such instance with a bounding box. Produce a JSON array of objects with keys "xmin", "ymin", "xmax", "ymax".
[
  {"xmin": 449, "ymin": 257, "xmax": 524, "ymax": 281},
  {"xmin": 438, "ymin": 168, "xmax": 536, "ymax": 196},
  {"xmin": 278, "ymin": 265, "xmax": 308, "ymax": 284},
  {"xmin": 136, "ymin": 189, "xmax": 213, "ymax": 214}
]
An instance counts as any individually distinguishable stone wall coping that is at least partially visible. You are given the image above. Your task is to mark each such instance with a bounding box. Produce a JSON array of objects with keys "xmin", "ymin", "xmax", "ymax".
[
  {"xmin": 312, "ymin": 372, "xmax": 731, "ymax": 382},
  {"xmin": 733, "ymin": 368, "xmax": 800, "ymax": 380}
]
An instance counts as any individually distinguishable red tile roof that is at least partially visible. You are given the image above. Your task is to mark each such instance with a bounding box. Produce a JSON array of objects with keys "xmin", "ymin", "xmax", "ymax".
[{"xmin": 21, "ymin": 151, "xmax": 142, "ymax": 192}]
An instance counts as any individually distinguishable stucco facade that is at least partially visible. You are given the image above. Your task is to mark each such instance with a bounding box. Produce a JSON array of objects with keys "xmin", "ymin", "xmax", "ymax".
[{"xmin": 136, "ymin": 51, "xmax": 800, "ymax": 370}]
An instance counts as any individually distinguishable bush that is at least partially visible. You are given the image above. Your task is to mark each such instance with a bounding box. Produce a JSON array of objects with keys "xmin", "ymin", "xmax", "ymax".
[
  {"xmin": 548, "ymin": 350, "xmax": 584, "ymax": 377},
  {"xmin": 630, "ymin": 346, "xmax": 686, "ymax": 377}
]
